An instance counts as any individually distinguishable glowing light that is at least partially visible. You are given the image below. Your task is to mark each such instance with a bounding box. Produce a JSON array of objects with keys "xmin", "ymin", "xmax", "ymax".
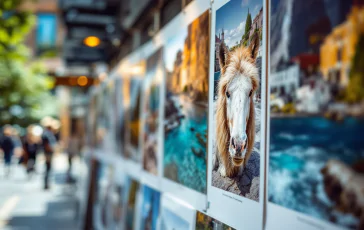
[
  {"xmin": 83, "ymin": 36, "xmax": 101, "ymax": 47},
  {"xmin": 77, "ymin": 76, "xmax": 88, "ymax": 86},
  {"xmin": 98, "ymin": 72, "xmax": 107, "ymax": 81}
]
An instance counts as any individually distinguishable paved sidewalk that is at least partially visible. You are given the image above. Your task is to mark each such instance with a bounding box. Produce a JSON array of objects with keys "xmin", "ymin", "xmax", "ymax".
[{"xmin": 0, "ymin": 153, "xmax": 80, "ymax": 230}]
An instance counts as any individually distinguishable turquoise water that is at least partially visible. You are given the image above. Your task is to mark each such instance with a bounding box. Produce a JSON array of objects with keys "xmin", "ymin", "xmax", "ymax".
[
  {"xmin": 163, "ymin": 95, "xmax": 207, "ymax": 193},
  {"xmin": 269, "ymin": 117, "xmax": 364, "ymax": 228}
]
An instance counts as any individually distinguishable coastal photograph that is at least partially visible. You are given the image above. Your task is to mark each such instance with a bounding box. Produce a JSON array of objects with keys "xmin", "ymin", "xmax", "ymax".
[
  {"xmin": 160, "ymin": 208, "xmax": 190, "ymax": 230},
  {"xmin": 123, "ymin": 177, "xmax": 140, "ymax": 230},
  {"xmin": 124, "ymin": 79, "xmax": 142, "ymax": 161},
  {"xmin": 195, "ymin": 211, "xmax": 235, "ymax": 230},
  {"xmin": 142, "ymin": 49, "xmax": 163, "ymax": 175},
  {"xmin": 211, "ymin": 0, "xmax": 263, "ymax": 201},
  {"xmin": 268, "ymin": 1, "xmax": 364, "ymax": 229},
  {"xmin": 140, "ymin": 186, "xmax": 161, "ymax": 230},
  {"xmin": 163, "ymin": 10, "xmax": 210, "ymax": 194}
]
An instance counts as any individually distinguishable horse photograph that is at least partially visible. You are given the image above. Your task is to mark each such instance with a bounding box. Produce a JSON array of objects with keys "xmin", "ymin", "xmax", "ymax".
[{"xmin": 211, "ymin": 0, "xmax": 263, "ymax": 201}]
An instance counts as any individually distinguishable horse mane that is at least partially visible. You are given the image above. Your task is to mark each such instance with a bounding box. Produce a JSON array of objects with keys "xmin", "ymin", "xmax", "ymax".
[{"xmin": 216, "ymin": 41, "xmax": 259, "ymax": 176}]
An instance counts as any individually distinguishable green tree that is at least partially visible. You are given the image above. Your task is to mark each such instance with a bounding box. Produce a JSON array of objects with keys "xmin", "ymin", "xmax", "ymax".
[
  {"xmin": 244, "ymin": 9, "xmax": 252, "ymax": 37},
  {"xmin": 241, "ymin": 9, "xmax": 252, "ymax": 46},
  {"xmin": 345, "ymin": 34, "xmax": 364, "ymax": 104},
  {"xmin": 0, "ymin": 0, "xmax": 57, "ymax": 127}
]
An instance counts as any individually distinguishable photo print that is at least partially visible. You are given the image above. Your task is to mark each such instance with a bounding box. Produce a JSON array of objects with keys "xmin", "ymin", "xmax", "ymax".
[
  {"xmin": 95, "ymin": 86, "xmax": 112, "ymax": 150},
  {"xmin": 124, "ymin": 78, "xmax": 143, "ymax": 162},
  {"xmin": 142, "ymin": 48, "xmax": 164, "ymax": 176},
  {"xmin": 87, "ymin": 94, "xmax": 98, "ymax": 148},
  {"xmin": 211, "ymin": 0, "xmax": 263, "ymax": 201},
  {"xmin": 163, "ymin": 9, "xmax": 210, "ymax": 194},
  {"xmin": 195, "ymin": 211, "xmax": 235, "ymax": 230},
  {"xmin": 109, "ymin": 184, "xmax": 123, "ymax": 230},
  {"xmin": 93, "ymin": 162, "xmax": 114, "ymax": 230},
  {"xmin": 140, "ymin": 185, "xmax": 161, "ymax": 230},
  {"xmin": 268, "ymin": 1, "xmax": 364, "ymax": 229},
  {"xmin": 160, "ymin": 193, "xmax": 195, "ymax": 230},
  {"xmin": 160, "ymin": 208, "xmax": 190, "ymax": 230},
  {"xmin": 123, "ymin": 176, "xmax": 140, "ymax": 230}
]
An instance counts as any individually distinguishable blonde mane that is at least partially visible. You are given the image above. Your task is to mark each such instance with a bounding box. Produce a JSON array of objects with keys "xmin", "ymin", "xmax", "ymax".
[{"xmin": 215, "ymin": 38, "xmax": 259, "ymax": 177}]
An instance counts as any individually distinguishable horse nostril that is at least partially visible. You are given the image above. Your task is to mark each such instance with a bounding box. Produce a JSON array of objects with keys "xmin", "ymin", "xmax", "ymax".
[{"xmin": 232, "ymin": 138, "xmax": 235, "ymax": 148}]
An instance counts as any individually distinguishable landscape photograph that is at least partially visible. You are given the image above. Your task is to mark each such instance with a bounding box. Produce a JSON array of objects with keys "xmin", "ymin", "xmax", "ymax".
[
  {"xmin": 268, "ymin": 0, "xmax": 364, "ymax": 229},
  {"xmin": 211, "ymin": 0, "xmax": 263, "ymax": 201},
  {"xmin": 140, "ymin": 186, "xmax": 161, "ymax": 230},
  {"xmin": 124, "ymin": 79, "xmax": 142, "ymax": 162},
  {"xmin": 143, "ymin": 49, "xmax": 163, "ymax": 175},
  {"xmin": 195, "ymin": 211, "xmax": 235, "ymax": 230},
  {"xmin": 160, "ymin": 208, "xmax": 190, "ymax": 230},
  {"xmin": 163, "ymin": 10, "xmax": 210, "ymax": 194}
]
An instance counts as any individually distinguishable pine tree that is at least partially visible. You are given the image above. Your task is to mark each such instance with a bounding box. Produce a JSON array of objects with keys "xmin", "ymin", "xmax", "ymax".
[{"xmin": 242, "ymin": 8, "xmax": 252, "ymax": 45}]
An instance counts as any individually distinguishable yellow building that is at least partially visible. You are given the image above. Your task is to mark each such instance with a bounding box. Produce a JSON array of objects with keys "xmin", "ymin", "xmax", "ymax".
[{"xmin": 320, "ymin": 6, "xmax": 364, "ymax": 86}]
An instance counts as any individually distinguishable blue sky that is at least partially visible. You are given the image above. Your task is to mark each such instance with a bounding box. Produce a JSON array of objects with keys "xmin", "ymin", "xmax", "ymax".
[
  {"xmin": 216, "ymin": 0, "xmax": 263, "ymax": 48},
  {"xmin": 164, "ymin": 29, "xmax": 187, "ymax": 72}
]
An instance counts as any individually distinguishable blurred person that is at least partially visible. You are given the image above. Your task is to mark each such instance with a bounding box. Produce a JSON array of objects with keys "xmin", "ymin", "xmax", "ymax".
[
  {"xmin": 40, "ymin": 116, "xmax": 57, "ymax": 190},
  {"xmin": 0, "ymin": 125, "xmax": 15, "ymax": 177},
  {"xmin": 22, "ymin": 125, "xmax": 40, "ymax": 177},
  {"xmin": 66, "ymin": 119, "xmax": 81, "ymax": 183}
]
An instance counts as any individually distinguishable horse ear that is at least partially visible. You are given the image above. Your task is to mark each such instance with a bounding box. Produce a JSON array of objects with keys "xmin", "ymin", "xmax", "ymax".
[
  {"xmin": 248, "ymin": 33, "xmax": 260, "ymax": 60},
  {"xmin": 218, "ymin": 43, "xmax": 229, "ymax": 71}
]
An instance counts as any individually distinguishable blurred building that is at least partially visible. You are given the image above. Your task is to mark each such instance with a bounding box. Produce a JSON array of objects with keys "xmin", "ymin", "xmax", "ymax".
[{"xmin": 320, "ymin": 6, "xmax": 364, "ymax": 86}]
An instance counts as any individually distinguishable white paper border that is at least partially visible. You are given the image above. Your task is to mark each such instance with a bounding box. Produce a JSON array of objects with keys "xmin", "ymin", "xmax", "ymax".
[
  {"xmin": 206, "ymin": 0, "xmax": 267, "ymax": 229},
  {"xmin": 159, "ymin": 0, "xmax": 211, "ymax": 211},
  {"xmin": 160, "ymin": 193, "xmax": 196, "ymax": 230}
]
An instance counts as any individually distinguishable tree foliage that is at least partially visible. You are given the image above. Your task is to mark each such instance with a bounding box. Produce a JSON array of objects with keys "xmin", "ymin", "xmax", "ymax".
[
  {"xmin": 345, "ymin": 33, "xmax": 364, "ymax": 104},
  {"xmin": 0, "ymin": 0, "xmax": 57, "ymax": 127},
  {"xmin": 241, "ymin": 9, "xmax": 252, "ymax": 46}
]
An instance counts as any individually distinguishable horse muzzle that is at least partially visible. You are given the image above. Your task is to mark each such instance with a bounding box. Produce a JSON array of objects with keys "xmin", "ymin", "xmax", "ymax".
[{"xmin": 232, "ymin": 157, "xmax": 244, "ymax": 166}]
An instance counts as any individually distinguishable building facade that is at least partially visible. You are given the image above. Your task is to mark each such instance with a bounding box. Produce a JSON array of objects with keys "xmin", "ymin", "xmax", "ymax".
[{"xmin": 320, "ymin": 6, "xmax": 364, "ymax": 86}]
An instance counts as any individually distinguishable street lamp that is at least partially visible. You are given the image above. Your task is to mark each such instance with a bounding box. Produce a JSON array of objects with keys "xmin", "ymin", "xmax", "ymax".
[{"xmin": 83, "ymin": 36, "xmax": 101, "ymax": 47}]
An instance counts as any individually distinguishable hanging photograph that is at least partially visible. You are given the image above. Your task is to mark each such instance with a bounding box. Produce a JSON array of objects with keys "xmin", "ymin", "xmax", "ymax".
[
  {"xmin": 195, "ymin": 211, "xmax": 235, "ymax": 230},
  {"xmin": 163, "ymin": 9, "xmax": 210, "ymax": 194},
  {"xmin": 142, "ymin": 48, "xmax": 164, "ymax": 176},
  {"xmin": 109, "ymin": 171, "xmax": 125, "ymax": 230},
  {"xmin": 207, "ymin": 0, "xmax": 266, "ymax": 228},
  {"xmin": 123, "ymin": 176, "xmax": 140, "ymax": 230},
  {"xmin": 124, "ymin": 78, "xmax": 142, "ymax": 162},
  {"xmin": 139, "ymin": 185, "xmax": 161, "ymax": 230},
  {"xmin": 93, "ymin": 162, "xmax": 114, "ymax": 230},
  {"xmin": 267, "ymin": 1, "xmax": 364, "ymax": 229},
  {"xmin": 160, "ymin": 194, "xmax": 196, "ymax": 230}
]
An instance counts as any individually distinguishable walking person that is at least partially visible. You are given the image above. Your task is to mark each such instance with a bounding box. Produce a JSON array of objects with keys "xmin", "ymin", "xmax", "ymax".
[
  {"xmin": 40, "ymin": 117, "xmax": 57, "ymax": 190},
  {"xmin": 22, "ymin": 125, "xmax": 40, "ymax": 177},
  {"xmin": 0, "ymin": 125, "xmax": 15, "ymax": 177}
]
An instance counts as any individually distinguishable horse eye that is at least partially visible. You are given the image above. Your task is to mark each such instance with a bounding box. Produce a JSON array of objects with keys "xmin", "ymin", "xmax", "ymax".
[
  {"xmin": 249, "ymin": 90, "xmax": 252, "ymax": 97},
  {"xmin": 226, "ymin": 91, "xmax": 230, "ymax": 98}
]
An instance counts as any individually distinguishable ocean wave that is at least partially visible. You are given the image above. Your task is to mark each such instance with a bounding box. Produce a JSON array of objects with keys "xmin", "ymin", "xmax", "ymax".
[{"xmin": 277, "ymin": 133, "xmax": 310, "ymax": 141}]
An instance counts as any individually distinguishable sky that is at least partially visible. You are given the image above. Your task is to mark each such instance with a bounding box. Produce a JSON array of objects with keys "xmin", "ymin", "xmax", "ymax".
[
  {"xmin": 216, "ymin": 0, "xmax": 263, "ymax": 48},
  {"xmin": 164, "ymin": 29, "xmax": 188, "ymax": 72}
]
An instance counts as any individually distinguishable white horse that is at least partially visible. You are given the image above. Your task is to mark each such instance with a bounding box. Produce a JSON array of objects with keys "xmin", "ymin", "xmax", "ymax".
[{"xmin": 213, "ymin": 35, "xmax": 260, "ymax": 177}]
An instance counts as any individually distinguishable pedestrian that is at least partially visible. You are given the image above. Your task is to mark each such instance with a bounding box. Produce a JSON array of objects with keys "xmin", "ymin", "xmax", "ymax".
[
  {"xmin": 0, "ymin": 125, "xmax": 15, "ymax": 177},
  {"xmin": 67, "ymin": 119, "xmax": 81, "ymax": 183},
  {"xmin": 40, "ymin": 117, "xmax": 57, "ymax": 190},
  {"xmin": 22, "ymin": 125, "xmax": 40, "ymax": 177}
]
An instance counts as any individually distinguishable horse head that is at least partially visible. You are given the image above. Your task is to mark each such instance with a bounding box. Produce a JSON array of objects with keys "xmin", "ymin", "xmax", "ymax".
[{"xmin": 216, "ymin": 34, "xmax": 260, "ymax": 169}]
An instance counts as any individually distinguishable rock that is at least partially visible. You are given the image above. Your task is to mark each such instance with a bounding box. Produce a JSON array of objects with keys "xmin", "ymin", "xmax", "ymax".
[
  {"xmin": 246, "ymin": 177, "xmax": 259, "ymax": 201},
  {"xmin": 321, "ymin": 159, "xmax": 364, "ymax": 226}
]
